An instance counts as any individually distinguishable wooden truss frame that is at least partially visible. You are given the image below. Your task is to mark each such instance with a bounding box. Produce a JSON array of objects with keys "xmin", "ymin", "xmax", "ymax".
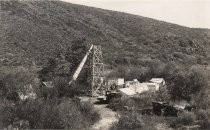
[{"xmin": 91, "ymin": 45, "xmax": 105, "ymax": 97}]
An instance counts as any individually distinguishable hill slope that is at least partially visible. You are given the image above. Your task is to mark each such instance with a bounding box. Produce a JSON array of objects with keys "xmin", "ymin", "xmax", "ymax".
[{"xmin": 0, "ymin": 0, "xmax": 210, "ymax": 67}]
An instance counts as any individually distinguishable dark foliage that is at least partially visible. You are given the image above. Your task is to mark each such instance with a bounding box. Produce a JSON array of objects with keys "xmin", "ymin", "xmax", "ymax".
[
  {"xmin": 0, "ymin": 0, "xmax": 209, "ymax": 68},
  {"xmin": 111, "ymin": 111, "xmax": 143, "ymax": 129},
  {"xmin": 166, "ymin": 69, "xmax": 208, "ymax": 101},
  {"xmin": 0, "ymin": 70, "xmax": 37, "ymax": 101},
  {"xmin": 0, "ymin": 98, "xmax": 100, "ymax": 129}
]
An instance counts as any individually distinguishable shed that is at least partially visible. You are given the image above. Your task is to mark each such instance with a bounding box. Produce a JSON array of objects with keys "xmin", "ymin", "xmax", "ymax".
[
  {"xmin": 126, "ymin": 81, "xmax": 158, "ymax": 94},
  {"xmin": 149, "ymin": 78, "xmax": 165, "ymax": 90},
  {"xmin": 107, "ymin": 78, "xmax": 124, "ymax": 86}
]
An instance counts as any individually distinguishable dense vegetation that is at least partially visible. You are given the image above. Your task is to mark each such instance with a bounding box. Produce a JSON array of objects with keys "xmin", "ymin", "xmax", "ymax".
[
  {"xmin": 0, "ymin": 98, "xmax": 100, "ymax": 129},
  {"xmin": 108, "ymin": 63, "xmax": 210, "ymax": 129},
  {"xmin": 0, "ymin": 62, "xmax": 100, "ymax": 129},
  {"xmin": 1, "ymin": 0, "xmax": 210, "ymax": 129},
  {"xmin": 0, "ymin": 0, "xmax": 210, "ymax": 68}
]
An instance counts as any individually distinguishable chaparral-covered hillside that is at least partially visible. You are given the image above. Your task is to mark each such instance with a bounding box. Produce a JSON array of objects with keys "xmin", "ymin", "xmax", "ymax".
[
  {"xmin": 1, "ymin": 0, "xmax": 210, "ymax": 129},
  {"xmin": 0, "ymin": 0, "xmax": 210, "ymax": 68}
]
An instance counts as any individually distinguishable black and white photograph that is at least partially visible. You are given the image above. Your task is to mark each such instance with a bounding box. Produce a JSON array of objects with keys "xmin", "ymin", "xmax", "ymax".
[{"xmin": 0, "ymin": 0, "xmax": 210, "ymax": 129}]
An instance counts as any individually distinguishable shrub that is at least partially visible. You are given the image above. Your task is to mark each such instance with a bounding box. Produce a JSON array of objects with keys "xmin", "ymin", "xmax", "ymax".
[
  {"xmin": 195, "ymin": 109, "xmax": 209, "ymax": 120},
  {"xmin": 0, "ymin": 70, "xmax": 38, "ymax": 101},
  {"xmin": 131, "ymin": 93, "xmax": 154, "ymax": 109},
  {"xmin": 197, "ymin": 119, "xmax": 210, "ymax": 129},
  {"xmin": 172, "ymin": 111, "xmax": 196, "ymax": 127},
  {"xmin": 195, "ymin": 109, "xmax": 210, "ymax": 129},
  {"xmin": 109, "ymin": 97, "xmax": 129, "ymax": 111},
  {"xmin": 0, "ymin": 101, "xmax": 17, "ymax": 128},
  {"xmin": 40, "ymin": 77, "xmax": 86, "ymax": 99},
  {"xmin": 0, "ymin": 98, "xmax": 100, "ymax": 129},
  {"xmin": 167, "ymin": 68, "xmax": 208, "ymax": 101},
  {"xmin": 111, "ymin": 111, "xmax": 159, "ymax": 130},
  {"xmin": 78, "ymin": 102, "xmax": 100, "ymax": 124},
  {"xmin": 111, "ymin": 111, "xmax": 143, "ymax": 129},
  {"xmin": 109, "ymin": 92, "xmax": 156, "ymax": 111},
  {"xmin": 154, "ymin": 85, "xmax": 170, "ymax": 102}
]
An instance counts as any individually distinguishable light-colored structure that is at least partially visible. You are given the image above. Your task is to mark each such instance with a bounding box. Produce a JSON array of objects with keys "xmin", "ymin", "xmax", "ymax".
[
  {"xmin": 128, "ymin": 82, "xmax": 158, "ymax": 94},
  {"xmin": 149, "ymin": 78, "xmax": 165, "ymax": 90},
  {"xmin": 125, "ymin": 79, "xmax": 138, "ymax": 88},
  {"xmin": 119, "ymin": 78, "xmax": 165, "ymax": 96},
  {"xmin": 119, "ymin": 88, "xmax": 136, "ymax": 96},
  {"xmin": 125, "ymin": 78, "xmax": 163, "ymax": 94},
  {"xmin": 107, "ymin": 78, "xmax": 124, "ymax": 86},
  {"xmin": 143, "ymin": 82, "xmax": 159, "ymax": 92}
]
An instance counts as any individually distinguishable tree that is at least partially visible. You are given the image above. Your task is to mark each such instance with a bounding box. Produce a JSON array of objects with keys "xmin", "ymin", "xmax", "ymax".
[
  {"xmin": 0, "ymin": 71, "xmax": 36, "ymax": 101},
  {"xmin": 38, "ymin": 58, "xmax": 57, "ymax": 82},
  {"xmin": 167, "ymin": 69, "xmax": 208, "ymax": 101},
  {"xmin": 65, "ymin": 38, "xmax": 88, "ymax": 73}
]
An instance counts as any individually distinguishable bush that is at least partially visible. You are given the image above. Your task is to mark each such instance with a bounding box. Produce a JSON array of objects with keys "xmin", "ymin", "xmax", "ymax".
[
  {"xmin": 154, "ymin": 85, "xmax": 170, "ymax": 102},
  {"xmin": 109, "ymin": 97, "xmax": 130, "ymax": 111},
  {"xmin": 197, "ymin": 119, "xmax": 210, "ymax": 129},
  {"xmin": 0, "ymin": 98, "xmax": 100, "ymax": 129},
  {"xmin": 195, "ymin": 109, "xmax": 210, "ymax": 129},
  {"xmin": 111, "ymin": 111, "xmax": 143, "ymax": 129},
  {"xmin": 56, "ymin": 99, "xmax": 100, "ymax": 129},
  {"xmin": 195, "ymin": 109, "xmax": 209, "ymax": 120},
  {"xmin": 40, "ymin": 77, "xmax": 86, "ymax": 99},
  {"xmin": 171, "ymin": 111, "xmax": 196, "ymax": 127},
  {"xmin": 111, "ymin": 111, "xmax": 160, "ymax": 130},
  {"xmin": 0, "ymin": 101, "xmax": 17, "ymax": 128},
  {"xmin": 109, "ymin": 92, "xmax": 156, "ymax": 111},
  {"xmin": 0, "ymin": 69, "xmax": 40, "ymax": 101},
  {"xmin": 78, "ymin": 102, "xmax": 100, "ymax": 124},
  {"xmin": 167, "ymin": 68, "xmax": 208, "ymax": 101}
]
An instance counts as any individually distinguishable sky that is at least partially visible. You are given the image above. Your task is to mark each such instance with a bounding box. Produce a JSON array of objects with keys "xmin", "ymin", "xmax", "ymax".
[{"xmin": 61, "ymin": 0, "xmax": 210, "ymax": 29}]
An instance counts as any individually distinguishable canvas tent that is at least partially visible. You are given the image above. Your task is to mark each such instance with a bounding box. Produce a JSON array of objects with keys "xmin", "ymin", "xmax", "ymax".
[{"xmin": 119, "ymin": 88, "xmax": 136, "ymax": 96}]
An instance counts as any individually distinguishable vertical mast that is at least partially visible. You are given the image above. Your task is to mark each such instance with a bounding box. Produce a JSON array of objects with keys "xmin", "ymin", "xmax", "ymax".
[{"xmin": 91, "ymin": 45, "xmax": 105, "ymax": 97}]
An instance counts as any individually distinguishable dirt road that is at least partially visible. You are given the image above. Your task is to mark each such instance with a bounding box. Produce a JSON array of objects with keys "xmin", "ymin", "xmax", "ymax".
[
  {"xmin": 91, "ymin": 104, "xmax": 118, "ymax": 129},
  {"xmin": 79, "ymin": 97, "xmax": 118, "ymax": 130}
]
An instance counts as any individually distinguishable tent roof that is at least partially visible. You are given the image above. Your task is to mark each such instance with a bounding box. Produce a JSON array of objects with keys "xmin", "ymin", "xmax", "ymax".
[
  {"xmin": 119, "ymin": 88, "xmax": 136, "ymax": 96},
  {"xmin": 150, "ymin": 78, "xmax": 164, "ymax": 84}
]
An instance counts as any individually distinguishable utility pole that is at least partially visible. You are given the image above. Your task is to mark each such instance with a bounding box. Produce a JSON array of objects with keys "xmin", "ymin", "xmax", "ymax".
[{"xmin": 91, "ymin": 45, "xmax": 105, "ymax": 97}]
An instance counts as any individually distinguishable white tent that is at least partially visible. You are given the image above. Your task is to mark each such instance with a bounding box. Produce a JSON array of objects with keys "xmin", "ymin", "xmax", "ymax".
[{"xmin": 119, "ymin": 88, "xmax": 136, "ymax": 96}]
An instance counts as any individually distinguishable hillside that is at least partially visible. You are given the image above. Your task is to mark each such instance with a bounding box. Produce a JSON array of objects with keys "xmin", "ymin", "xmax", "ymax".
[{"xmin": 1, "ymin": 0, "xmax": 210, "ymax": 68}]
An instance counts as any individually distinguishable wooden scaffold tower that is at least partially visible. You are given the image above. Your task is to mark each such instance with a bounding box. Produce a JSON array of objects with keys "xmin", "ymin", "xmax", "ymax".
[
  {"xmin": 91, "ymin": 45, "xmax": 105, "ymax": 97},
  {"xmin": 68, "ymin": 44, "xmax": 105, "ymax": 97}
]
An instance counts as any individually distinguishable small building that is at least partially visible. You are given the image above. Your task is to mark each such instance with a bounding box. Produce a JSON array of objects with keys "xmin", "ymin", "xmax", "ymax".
[
  {"xmin": 118, "ymin": 78, "xmax": 165, "ymax": 96},
  {"xmin": 125, "ymin": 79, "xmax": 159, "ymax": 94},
  {"xmin": 125, "ymin": 79, "xmax": 139, "ymax": 88},
  {"xmin": 128, "ymin": 82, "xmax": 158, "ymax": 93},
  {"xmin": 140, "ymin": 82, "xmax": 158, "ymax": 92},
  {"xmin": 107, "ymin": 78, "xmax": 124, "ymax": 86},
  {"xmin": 149, "ymin": 78, "xmax": 165, "ymax": 90}
]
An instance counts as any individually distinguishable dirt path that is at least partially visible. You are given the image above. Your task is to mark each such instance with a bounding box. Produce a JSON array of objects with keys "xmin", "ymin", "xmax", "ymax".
[
  {"xmin": 79, "ymin": 97, "xmax": 119, "ymax": 130},
  {"xmin": 91, "ymin": 104, "xmax": 118, "ymax": 130}
]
